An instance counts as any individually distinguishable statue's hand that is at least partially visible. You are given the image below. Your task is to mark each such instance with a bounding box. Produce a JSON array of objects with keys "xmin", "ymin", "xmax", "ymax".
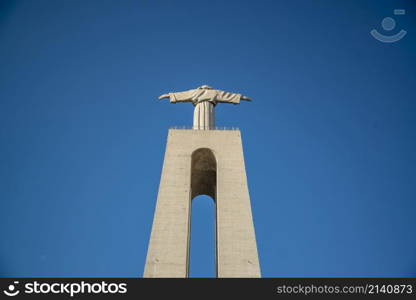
[
  {"xmin": 241, "ymin": 95, "xmax": 252, "ymax": 101},
  {"xmin": 158, "ymin": 93, "xmax": 170, "ymax": 100}
]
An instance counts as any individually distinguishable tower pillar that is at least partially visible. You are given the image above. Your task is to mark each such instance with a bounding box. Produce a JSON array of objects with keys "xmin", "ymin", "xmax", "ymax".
[{"xmin": 144, "ymin": 129, "xmax": 261, "ymax": 278}]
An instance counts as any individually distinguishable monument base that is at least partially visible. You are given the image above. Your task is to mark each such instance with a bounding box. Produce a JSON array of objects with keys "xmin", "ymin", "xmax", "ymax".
[{"xmin": 144, "ymin": 129, "xmax": 261, "ymax": 278}]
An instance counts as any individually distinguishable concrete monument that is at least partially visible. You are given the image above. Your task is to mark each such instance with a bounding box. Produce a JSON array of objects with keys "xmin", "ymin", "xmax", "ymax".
[
  {"xmin": 144, "ymin": 85, "xmax": 260, "ymax": 277},
  {"xmin": 159, "ymin": 85, "xmax": 251, "ymax": 130}
]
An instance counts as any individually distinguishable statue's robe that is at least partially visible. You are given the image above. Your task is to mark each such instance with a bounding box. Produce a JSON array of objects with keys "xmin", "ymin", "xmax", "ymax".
[
  {"xmin": 168, "ymin": 88, "xmax": 242, "ymax": 106},
  {"xmin": 167, "ymin": 88, "xmax": 242, "ymax": 130}
]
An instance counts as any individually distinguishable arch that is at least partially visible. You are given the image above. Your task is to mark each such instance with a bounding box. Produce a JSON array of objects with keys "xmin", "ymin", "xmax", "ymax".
[
  {"xmin": 189, "ymin": 148, "xmax": 218, "ymax": 277},
  {"xmin": 191, "ymin": 148, "xmax": 217, "ymax": 200}
]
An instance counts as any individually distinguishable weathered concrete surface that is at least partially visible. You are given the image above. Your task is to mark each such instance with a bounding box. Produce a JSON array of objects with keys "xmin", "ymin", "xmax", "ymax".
[{"xmin": 144, "ymin": 129, "xmax": 261, "ymax": 278}]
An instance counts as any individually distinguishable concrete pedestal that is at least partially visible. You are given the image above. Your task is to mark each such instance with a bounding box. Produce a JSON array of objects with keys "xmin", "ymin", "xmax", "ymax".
[{"xmin": 144, "ymin": 129, "xmax": 260, "ymax": 278}]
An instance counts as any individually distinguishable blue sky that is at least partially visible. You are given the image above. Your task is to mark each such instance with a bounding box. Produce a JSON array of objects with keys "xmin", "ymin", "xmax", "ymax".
[{"xmin": 0, "ymin": 0, "xmax": 415, "ymax": 277}]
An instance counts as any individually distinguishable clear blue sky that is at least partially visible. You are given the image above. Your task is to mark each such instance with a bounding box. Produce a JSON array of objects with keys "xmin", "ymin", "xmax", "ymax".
[{"xmin": 0, "ymin": 0, "xmax": 415, "ymax": 277}]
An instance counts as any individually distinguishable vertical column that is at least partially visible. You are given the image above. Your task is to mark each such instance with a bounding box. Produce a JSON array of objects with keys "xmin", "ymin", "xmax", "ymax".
[
  {"xmin": 216, "ymin": 132, "xmax": 261, "ymax": 277},
  {"xmin": 143, "ymin": 131, "xmax": 191, "ymax": 277}
]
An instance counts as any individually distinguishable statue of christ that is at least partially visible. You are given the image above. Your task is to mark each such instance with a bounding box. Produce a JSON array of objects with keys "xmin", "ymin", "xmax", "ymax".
[{"xmin": 159, "ymin": 85, "xmax": 251, "ymax": 130}]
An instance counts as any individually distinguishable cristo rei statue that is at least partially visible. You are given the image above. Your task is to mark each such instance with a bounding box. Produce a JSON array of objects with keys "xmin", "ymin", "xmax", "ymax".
[{"xmin": 159, "ymin": 85, "xmax": 251, "ymax": 130}]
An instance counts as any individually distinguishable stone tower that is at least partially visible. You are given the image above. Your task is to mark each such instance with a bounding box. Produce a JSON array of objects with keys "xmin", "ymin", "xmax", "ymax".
[{"xmin": 143, "ymin": 86, "xmax": 261, "ymax": 277}]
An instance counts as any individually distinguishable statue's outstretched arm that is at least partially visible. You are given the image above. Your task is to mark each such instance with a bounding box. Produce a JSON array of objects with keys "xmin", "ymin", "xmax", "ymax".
[{"xmin": 158, "ymin": 93, "xmax": 170, "ymax": 100}]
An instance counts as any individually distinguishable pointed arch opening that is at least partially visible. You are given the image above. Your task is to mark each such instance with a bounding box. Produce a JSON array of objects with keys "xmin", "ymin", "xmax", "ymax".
[{"xmin": 188, "ymin": 148, "xmax": 217, "ymax": 277}]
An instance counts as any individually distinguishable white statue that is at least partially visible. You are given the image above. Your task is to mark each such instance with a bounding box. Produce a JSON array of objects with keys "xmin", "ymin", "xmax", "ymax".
[{"xmin": 159, "ymin": 85, "xmax": 251, "ymax": 130}]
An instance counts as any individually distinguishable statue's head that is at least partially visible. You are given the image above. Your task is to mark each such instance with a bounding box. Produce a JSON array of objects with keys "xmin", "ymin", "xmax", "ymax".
[{"xmin": 198, "ymin": 85, "xmax": 213, "ymax": 90}]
